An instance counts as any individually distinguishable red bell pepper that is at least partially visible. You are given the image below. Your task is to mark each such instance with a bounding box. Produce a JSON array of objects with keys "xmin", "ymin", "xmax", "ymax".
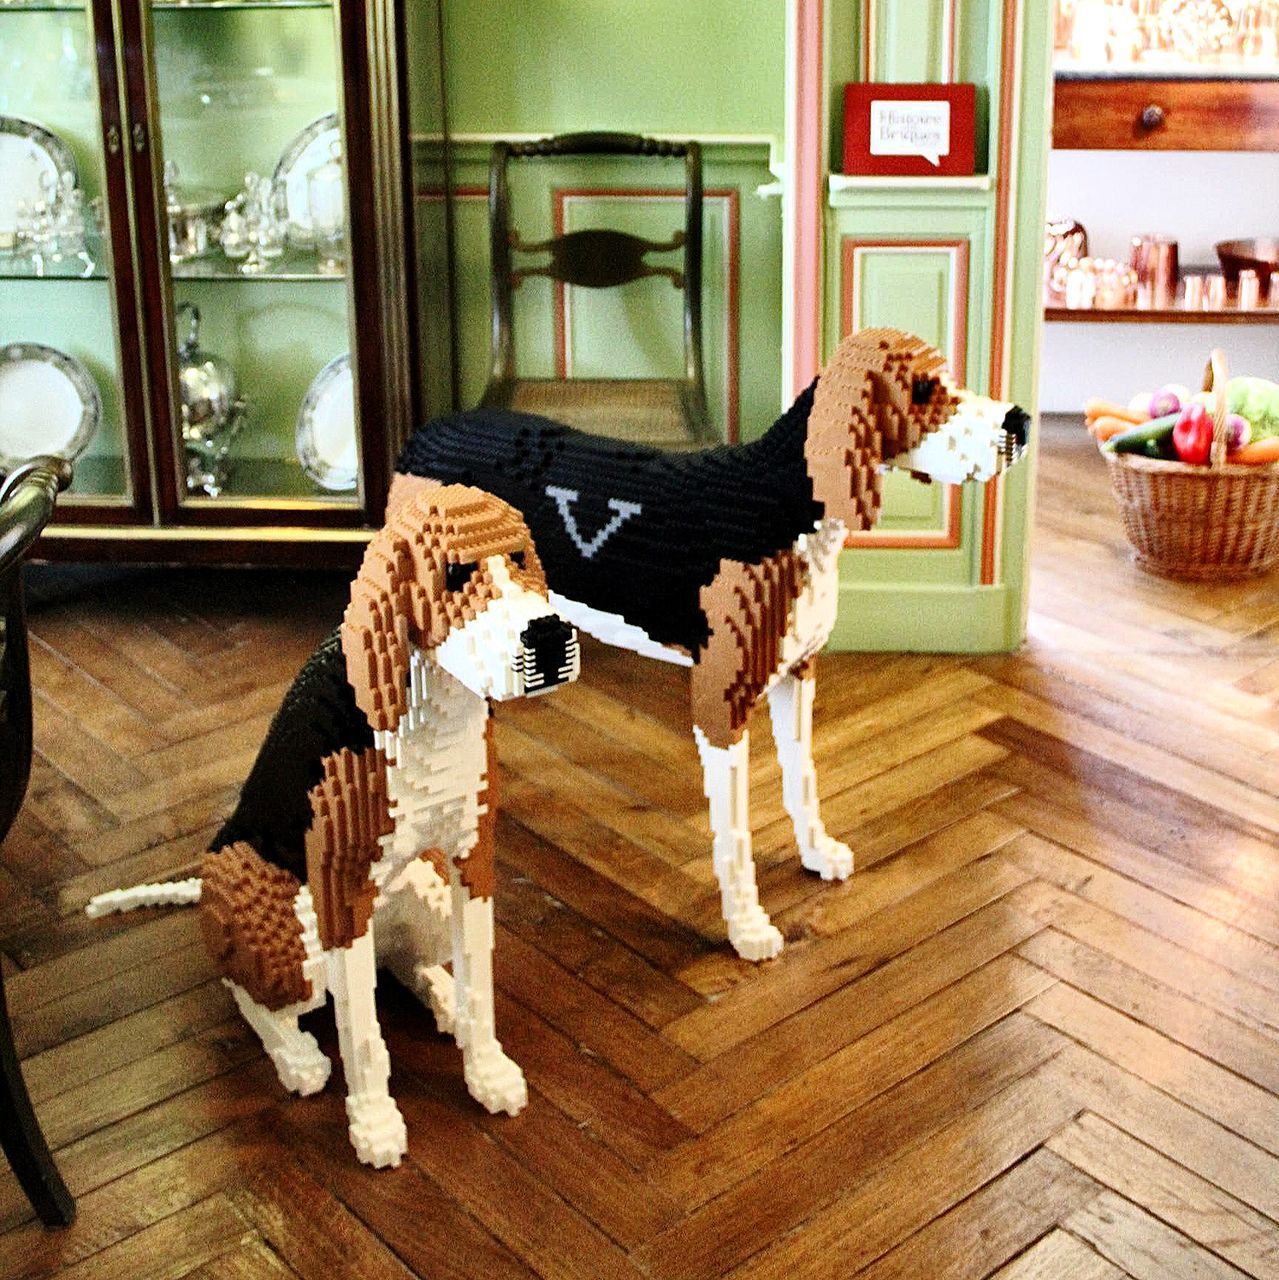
[{"xmin": 1172, "ymin": 404, "xmax": 1213, "ymax": 465}]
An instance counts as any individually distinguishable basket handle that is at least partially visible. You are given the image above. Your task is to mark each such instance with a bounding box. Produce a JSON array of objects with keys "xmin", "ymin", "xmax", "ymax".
[{"xmin": 1202, "ymin": 348, "xmax": 1230, "ymax": 468}]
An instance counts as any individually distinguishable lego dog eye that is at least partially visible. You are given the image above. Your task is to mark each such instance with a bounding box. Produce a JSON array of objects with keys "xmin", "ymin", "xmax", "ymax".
[
  {"xmin": 912, "ymin": 376, "xmax": 937, "ymax": 406},
  {"xmin": 445, "ymin": 560, "xmax": 478, "ymax": 592},
  {"xmin": 509, "ymin": 550, "xmax": 526, "ymax": 569}
]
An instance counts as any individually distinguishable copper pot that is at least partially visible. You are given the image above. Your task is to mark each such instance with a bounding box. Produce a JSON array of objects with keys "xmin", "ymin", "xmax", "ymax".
[{"xmin": 1216, "ymin": 238, "xmax": 1279, "ymax": 290}]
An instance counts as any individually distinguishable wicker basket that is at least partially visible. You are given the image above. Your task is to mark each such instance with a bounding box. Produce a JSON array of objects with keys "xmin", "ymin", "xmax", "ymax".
[{"xmin": 1104, "ymin": 350, "xmax": 1279, "ymax": 580}]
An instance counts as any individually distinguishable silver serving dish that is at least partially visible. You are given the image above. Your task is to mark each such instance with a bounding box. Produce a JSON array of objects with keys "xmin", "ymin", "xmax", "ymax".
[
  {"xmin": 296, "ymin": 352, "xmax": 357, "ymax": 491},
  {"xmin": 0, "ymin": 341, "xmax": 100, "ymax": 471},
  {"xmin": 0, "ymin": 116, "xmax": 77, "ymax": 242},
  {"xmin": 175, "ymin": 303, "xmax": 246, "ymax": 496},
  {"xmin": 167, "ymin": 186, "xmax": 229, "ymax": 264},
  {"xmin": 273, "ymin": 112, "xmax": 340, "ymax": 248}
]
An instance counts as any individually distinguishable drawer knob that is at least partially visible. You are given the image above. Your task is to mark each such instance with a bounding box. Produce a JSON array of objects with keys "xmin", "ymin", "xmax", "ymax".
[{"xmin": 1139, "ymin": 103, "xmax": 1166, "ymax": 131}]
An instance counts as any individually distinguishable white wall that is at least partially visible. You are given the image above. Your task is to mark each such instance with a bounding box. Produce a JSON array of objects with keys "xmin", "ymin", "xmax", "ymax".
[{"xmin": 1040, "ymin": 150, "xmax": 1279, "ymax": 413}]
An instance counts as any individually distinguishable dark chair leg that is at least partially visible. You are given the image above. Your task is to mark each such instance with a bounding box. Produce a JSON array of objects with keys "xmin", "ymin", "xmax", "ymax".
[{"xmin": 0, "ymin": 971, "xmax": 74, "ymax": 1226}]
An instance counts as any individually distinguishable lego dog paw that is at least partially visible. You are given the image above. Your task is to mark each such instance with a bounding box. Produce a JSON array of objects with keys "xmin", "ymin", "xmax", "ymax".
[
  {"xmin": 270, "ymin": 1035, "xmax": 331, "ymax": 1096},
  {"xmin": 346, "ymin": 1095, "xmax": 408, "ymax": 1168},
  {"xmin": 465, "ymin": 1047, "xmax": 527, "ymax": 1116},
  {"xmin": 801, "ymin": 835, "xmax": 854, "ymax": 882},
  {"xmin": 729, "ymin": 911, "xmax": 784, "ymax": 962}
]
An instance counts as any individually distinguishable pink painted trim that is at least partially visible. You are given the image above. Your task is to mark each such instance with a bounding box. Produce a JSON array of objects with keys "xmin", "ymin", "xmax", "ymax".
[
  {"xmin": 982, "ymin": 0, "xmax": 1021, "ymax": 586},
  {"xmin": 840, "ymin": 234, "xmax": 970, "ymax": 550},
  {"xmin": 551, "ymin": 187, "xmax": 742, "ymax": 443},
  {"xmin": 792, "ymin": 0, "xmax": 826, "ymax": 398}
]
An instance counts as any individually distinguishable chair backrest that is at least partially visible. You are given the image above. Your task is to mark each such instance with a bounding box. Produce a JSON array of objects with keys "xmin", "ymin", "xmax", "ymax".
[
  {"xmin": 0, "ymin": 458, "xmax": 71, "ymax": 845},
  {"xmin": 487, "ymin": 131, "xmax": 705, "ymax": 402}
]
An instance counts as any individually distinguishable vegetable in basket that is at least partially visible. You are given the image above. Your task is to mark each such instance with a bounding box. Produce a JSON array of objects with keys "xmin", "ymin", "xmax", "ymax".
[
  {"xmin": 1172, "ymin": 404, "xmax": 1213, "ymax": 465},
  {"xmin": 1226, "ymin": 377, "xmax": 1279, "ymax": 441},
  {"xmin": 1103, "ymin": 412, "xmax": 1179, "ymax": 459}
]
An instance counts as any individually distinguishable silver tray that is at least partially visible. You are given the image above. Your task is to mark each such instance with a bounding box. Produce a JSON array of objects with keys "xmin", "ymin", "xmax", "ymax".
[
  {"xmin": 0, "ymin": 116, "xmax": 78, "ymax": 238},
  {"xmin": 273, "ymin": 111, "xmax": 340, "ymax": 248},
  {"xmin": 295, "ymin": 352, "xmax": 357, "ymax": 491},
  {"xmin": 0, "ymin": 342, "xmax": 101, "ymax": 471}
]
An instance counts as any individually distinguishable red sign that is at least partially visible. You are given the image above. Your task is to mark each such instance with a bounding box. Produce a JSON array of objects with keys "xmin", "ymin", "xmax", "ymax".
[{"xmin": 843, "ymin": 83, "xmax": 977, "ymax": 177}]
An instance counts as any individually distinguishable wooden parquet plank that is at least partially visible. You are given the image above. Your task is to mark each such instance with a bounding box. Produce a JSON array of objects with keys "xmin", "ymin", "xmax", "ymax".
[
  {"xmin": 988, "ymin": 1229, "xmax": 1127, "ymax": 1280},
  {"xmin": 1066, "ymin": 1190, "xmax": 1254, "ymax": 1280},
  {"xmin": 0, "ymin": 1120, "xmax": 281, "ymax": 1280},
  {"xmin": 1026, "ymin": 984, "xmax": 1279, "ymax": 1157},
  {"xmin": 183, "ymin": 1240, "xmax": 297, "ymax": 1280},
  {"xmin": 1019, "ymin": 928, "xmax": 1279, "ymax": 1095},
  {"xmin": 51, "ymin": 1195, "xmax": 254, "ymax": 1280},
  {"xmin": 851, "ymin": 1148, "xmax": 1100, "ymax": 1280},
  {"xmin": 656, "ymin": 892, "xmax": 1043, "ymax": 1134},
  {"xmin": 1050, "ymin": 1044, "xmax": 1279, "ymax": 1223},
  {"xmin": 663, "ymin": 851, "xmax": 1031, "ymax": 1059},
  {"xmin": 1047, "ymin": 1113, "xmax": 1279, "ymax": 1278},
  {"xmin": 660, "ymin": 954, "xmax": 1055, "ymax": 1208},
  {"xmin": 1010, "ymin": 876, "xmax": 1279, "ymax": 1035},
  {"xmin": 724, "ymin": 1060, "xmax": 1082, "ymax": 1280},
  {"xmin": 635, "ymin": 1013, "xmax": 1066, "ymax": 1280}
]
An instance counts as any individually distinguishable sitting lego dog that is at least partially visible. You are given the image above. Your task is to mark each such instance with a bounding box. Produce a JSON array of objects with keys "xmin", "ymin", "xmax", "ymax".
[
  {"xmin": 88, "ymin": 485, "xmax": 579, "ymax": 1166},
  {"xmin": 393, "ymin": 329, "xmax": 1029, "ymax": 961}
]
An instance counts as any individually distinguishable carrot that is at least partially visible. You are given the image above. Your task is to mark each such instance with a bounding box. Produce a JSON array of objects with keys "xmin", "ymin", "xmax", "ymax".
[
  {"xmin": 1227, "ymin": 437, "xmax": 1279, "ymax": 465},
  {"xmin": 1084, "ymin": 398, "xmax": 1146, "ymax": 426},
  {"xmin": 1089, "ymin": 415, "xmax": 1135, "ymax": 442}
]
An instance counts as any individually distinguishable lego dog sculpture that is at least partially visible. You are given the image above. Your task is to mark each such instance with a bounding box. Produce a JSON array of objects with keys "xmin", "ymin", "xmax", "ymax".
[
  {"xmin": 395, "ymin": 329, "xmax": 1029, "ymax": 961},
  {"xmin": 88, "ymin": 485, "xmax": 579, "ymax": 1166}
]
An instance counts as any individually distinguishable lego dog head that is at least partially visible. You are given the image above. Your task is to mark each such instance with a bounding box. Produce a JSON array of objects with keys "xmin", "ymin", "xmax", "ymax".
[
  {"xmin": 806, "ymin": 327, "xmax": 1030, "ymax": 531},
  {"xmin": 342, "ymin": 484, "xmax": 580, "ymax": 729}
]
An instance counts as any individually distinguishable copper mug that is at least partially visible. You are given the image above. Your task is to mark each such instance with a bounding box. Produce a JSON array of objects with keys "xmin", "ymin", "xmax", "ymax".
[{"xmin": 1129, "ymin": 235, "xmax": 1179, "ymax": 306}]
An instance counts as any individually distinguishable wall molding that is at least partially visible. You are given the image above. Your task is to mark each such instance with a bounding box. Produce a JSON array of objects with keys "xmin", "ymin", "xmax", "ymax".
[
  {"xmin": 840, "ymin": 234, "xmax": 969, "ymax": 550},
  {"xmin": 860, "ymin": 0, "xmax": 959, "ymax": 82}
]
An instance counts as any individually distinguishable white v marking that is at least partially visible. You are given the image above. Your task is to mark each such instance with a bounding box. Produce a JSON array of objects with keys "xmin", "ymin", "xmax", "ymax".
[{"xmin": 546, "ymin": 485, "xmax": 642, "ymax": 560}]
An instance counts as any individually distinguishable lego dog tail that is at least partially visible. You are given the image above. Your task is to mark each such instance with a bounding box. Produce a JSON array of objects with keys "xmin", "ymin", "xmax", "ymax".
[{"xmin": 85, "ymin": 877, "xmax": 203, "ymax": 918}]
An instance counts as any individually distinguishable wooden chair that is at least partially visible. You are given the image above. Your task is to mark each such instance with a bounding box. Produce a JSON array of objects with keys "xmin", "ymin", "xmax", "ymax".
[
  {"xmin": 0, "ymin": 456, "xmax": 75, "ymax": 1228},
  {"xmin": 481, "ymin": 131, "xmax": 714, "ymax": 449}
]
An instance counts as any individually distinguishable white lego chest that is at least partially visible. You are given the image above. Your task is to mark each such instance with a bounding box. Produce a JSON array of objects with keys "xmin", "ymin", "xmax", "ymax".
[
  {"xmin": 376, "ymin": 652, "xmax": 489, "ymax": 879},
  {"xmin": 771, "ymin": 518, "xmax": 845, "ymax": 684}
]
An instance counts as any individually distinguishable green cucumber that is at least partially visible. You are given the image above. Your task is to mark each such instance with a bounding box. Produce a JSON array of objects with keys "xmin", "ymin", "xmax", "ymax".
[{"xmin": 1103, "ymin": 412, "xmax": 1180, "ymax": 459}]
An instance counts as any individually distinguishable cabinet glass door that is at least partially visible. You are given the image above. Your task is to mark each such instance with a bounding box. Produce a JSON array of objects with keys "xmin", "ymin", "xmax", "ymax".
[
  {"xmin": 0, "ymin": 0, "xmax": 148, "ymax": 514},
  {"xmin": 148, "ymin": 0, "xmax": 363, "ymax": 518}
]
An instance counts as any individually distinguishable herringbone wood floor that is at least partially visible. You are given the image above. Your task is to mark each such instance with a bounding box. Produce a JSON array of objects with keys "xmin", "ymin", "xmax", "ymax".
[{"xmin": 1, "ymin": 416, "xmax": 1277, "ymax": 1278}]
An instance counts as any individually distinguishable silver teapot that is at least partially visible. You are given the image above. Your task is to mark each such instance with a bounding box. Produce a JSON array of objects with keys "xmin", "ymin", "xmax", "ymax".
[{"xmin": 175, "ymin": 302, "xmax": 246, "ymax": 496}]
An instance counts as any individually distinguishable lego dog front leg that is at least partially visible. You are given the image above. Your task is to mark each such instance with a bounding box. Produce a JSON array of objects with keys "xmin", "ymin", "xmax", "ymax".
[
  {"xmin": 767, "ymin": 671, "xmax": 853, "ymax": 881},
  {"xmin": 448, "ymin": 860, "xmax": 527, "ymax": 1116},
  {"xmin": 327, "ymin": 925, "xmax": 408, "ymax": 1168},
  {"xmin": 694, "ymin": 727, "xmax": 784, "ymax": 961}
]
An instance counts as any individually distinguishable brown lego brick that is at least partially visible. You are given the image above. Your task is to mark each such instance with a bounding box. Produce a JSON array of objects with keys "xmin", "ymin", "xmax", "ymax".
[
  {"xmin": 691, "ymin": 550, "xmax": 805, "ymax": 749},
  {"xmin": 341, "ymin": 485, "xmax": 545, "ymax": 732},
  {"xmin": 806, "ymin": 327, "xmax": 959, "ymax": 533},
  {"xmin": 305, "ymin": 747, "xmax": 396, "ymax": 950},
  {"xmin": 200, "ymin": 842, "xmax": 311, "ymax": 1011}
]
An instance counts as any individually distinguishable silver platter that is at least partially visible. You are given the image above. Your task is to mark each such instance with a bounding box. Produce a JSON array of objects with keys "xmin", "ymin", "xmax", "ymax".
[
  {"xmin": 0, "ymin": 115, "xmax": 78, "ymax": 237},
  {"xmin": 273, "ymin": 111, "xmax": 339, "ymax": 248},
  {"xmin": 295, "ymin": 352, "xmax": 357, "ymax": 491},
  {"xmin": 0, "ymin": 341, "xmax": 101, "ymax": 471}
]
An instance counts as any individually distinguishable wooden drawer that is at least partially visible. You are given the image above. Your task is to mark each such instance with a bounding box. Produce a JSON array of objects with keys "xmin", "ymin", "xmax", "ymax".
[{"xmin": 1053, "ymin": 76, "xmax": 1279, "ymax": 151}]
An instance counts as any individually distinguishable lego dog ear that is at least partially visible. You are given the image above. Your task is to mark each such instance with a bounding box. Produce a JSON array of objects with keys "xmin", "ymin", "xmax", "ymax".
[{"xmin": 341, "ymin": 528, "xmax": 416, "ymax": 732}]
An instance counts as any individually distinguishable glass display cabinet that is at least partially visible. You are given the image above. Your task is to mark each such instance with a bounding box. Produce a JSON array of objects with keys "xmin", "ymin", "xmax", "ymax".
[{"xmin": 0, "ymin": 0, "xmax": 418, "ymax": 565}]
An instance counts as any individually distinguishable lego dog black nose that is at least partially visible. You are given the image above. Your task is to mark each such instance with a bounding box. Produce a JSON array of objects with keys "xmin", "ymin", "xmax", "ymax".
[
  {"xmin": 518, "ymin": 616, "xmax": 578, "ymax": 694},
  {"xmin": 1000, "ymin": 405, "xmax": 1030, "ymax": 467}
]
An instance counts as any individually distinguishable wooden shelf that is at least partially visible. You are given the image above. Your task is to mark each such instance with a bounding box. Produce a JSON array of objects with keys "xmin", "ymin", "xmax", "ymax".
[
  {"xmin": 1046, "ymin": 301, "xmax": 1279, "ymax": 324},
  {"xmin": 1053, "ymin": 75, "xmax": 1279, "ymax": 150}
]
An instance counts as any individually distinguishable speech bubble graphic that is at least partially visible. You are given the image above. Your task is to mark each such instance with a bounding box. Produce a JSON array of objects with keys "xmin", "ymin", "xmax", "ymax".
[{"xmin": 869, "ymin": 100, "xmax": 952, "ymax": 168}]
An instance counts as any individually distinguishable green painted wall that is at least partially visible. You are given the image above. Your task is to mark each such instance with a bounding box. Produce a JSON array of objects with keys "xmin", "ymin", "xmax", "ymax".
[{"xmin": 410, "ymin": 0, "xmax": 785, "ymax": 140}]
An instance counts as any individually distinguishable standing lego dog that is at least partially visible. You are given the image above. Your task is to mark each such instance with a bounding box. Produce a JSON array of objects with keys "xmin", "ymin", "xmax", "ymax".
[
  {"xmin": 394, "ymin": 329, "xmax": 1030, "ymax": 960},
  {"xmin": 88, "ymin": 485, "xmax": 579, "ymax": 1166}
]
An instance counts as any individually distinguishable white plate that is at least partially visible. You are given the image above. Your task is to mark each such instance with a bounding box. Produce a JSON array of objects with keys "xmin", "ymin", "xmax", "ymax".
[
  {"xmin": 0, "ymin": 116, "xmax": 77, "ymax": 237},
  {"xmin": 273, "ymin": 112, "xmax": 340, "ymax": 246},
  {"xmin": 296, "ymin": 352, "xmax": 357, "ymax": 491},
  {"xmin": 0, "ymin": 342, "xmax": 101, "ymax": 470}
]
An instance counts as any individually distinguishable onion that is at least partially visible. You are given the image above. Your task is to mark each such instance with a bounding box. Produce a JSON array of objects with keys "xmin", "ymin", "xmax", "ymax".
[
  {"xmin": 1226, "ymin": 413, "xmax": 1251, "ymax": 450},
  {"xmin": 1148, "ymin": 386, "xmax": 1183, "ymax": 418}
]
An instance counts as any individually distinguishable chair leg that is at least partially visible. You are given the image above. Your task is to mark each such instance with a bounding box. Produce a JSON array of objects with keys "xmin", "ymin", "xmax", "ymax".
[{"xmin": 0, "ymin": 972, "xmax": 74, "ymax": 1226}]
